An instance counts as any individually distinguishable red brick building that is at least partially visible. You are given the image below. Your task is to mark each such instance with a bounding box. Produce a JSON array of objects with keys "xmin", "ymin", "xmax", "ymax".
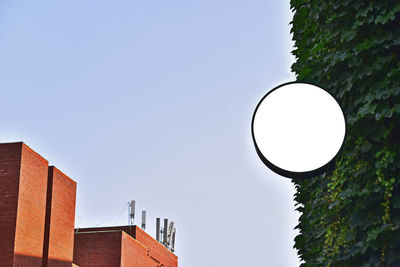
[
  {"xmin": 43, "ymin": 166, "xmax": 77, "ymax": 267},
  {"xmin": 0, "ymin": 142, "xmax": 178, "ymax": 267},
  {"xmin": 0, "ymin": 142, "xmax": 49, "ymax": 266},
  {"xmin": 74, "ymin": 226, "xmax": 178, "ymax": 267}
]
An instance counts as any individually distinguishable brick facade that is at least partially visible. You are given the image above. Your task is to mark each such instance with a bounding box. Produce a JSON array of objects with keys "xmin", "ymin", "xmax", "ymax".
[
  {"xmin": 43, "ymin": 166, "xmax": 77, "ymax": 267},
  {"xmin": 75, "ymin": 226, "xmax": 178, "ymax": 267},
  {"xmin": 0, "ymin": 142, "xmax": 23, "ymax": 265},
  {"xmin": 0, "ymin": 142, "xmax": 49, "ymax": 266},
  {"xmin": 73, "ymin": 231, "xmax": 123, "ymax": 266},
  {"xmin": 74, "ymin": 229, "xmax": 176, "ymax": 267},
  {"xmin": 135, "ymin": 227, "xmax": 178, "ymax": 267},
  {"xmin": 121, "ymin": 231, "xmax": 153, "ymax": 267}
]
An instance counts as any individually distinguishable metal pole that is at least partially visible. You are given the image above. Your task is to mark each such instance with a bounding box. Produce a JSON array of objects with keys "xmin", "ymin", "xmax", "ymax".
[
  {"xmin": 163, "ymin": 219, "xmax": 168, "ymax": 246},
  {"xmin": 171, "ymin": 229, "xmax": 176, "ymax": 252},
  {"xmin": 129, "ymin": 200, "xmax": 135, "ymax": 225},
  {"xmin": 141, "ymin": 210, "xmax": 146, "ymax": 230},
  {"xmin": 156, "ymin": 218, "xmax": 160, "ymax": 241}
]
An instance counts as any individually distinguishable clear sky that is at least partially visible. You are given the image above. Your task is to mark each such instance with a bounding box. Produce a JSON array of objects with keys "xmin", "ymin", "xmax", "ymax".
[{"xmin": 0, "ymin": 1, "xmax": 299, "ymax": 266}]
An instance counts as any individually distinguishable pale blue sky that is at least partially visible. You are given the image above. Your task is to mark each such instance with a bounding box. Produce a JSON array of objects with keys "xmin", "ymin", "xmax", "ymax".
[{"xmin": 0, "ymin": 1, "xmax": 298, "ymax": 266}]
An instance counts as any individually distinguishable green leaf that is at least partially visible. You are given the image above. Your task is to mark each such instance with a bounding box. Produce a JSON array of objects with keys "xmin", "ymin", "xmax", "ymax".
[{"xmin": 358, "ymin": 103, "xmax": 377, "ymax": 116}]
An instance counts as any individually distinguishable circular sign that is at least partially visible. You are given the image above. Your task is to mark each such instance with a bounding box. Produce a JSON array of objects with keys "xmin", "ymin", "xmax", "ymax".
[{"xmin": 251, "ymin": 82, "xmax": 346, "ymax": 179}]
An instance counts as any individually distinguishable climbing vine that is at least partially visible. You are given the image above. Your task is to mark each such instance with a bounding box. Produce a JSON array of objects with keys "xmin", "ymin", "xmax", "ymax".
[{"xmin": 290, "ymin": 0, "xmax": 400, "ymax": 265}]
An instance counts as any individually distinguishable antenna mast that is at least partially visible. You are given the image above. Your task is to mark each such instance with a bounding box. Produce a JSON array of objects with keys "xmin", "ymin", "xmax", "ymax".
[
  {"xmin": 156, "ymin": 217, "xmax": 176, "ymax": 252},
  {"xmin": 156, "ymin": 218, "xmax": 161, "ymax": 241},
  {"xmin": 126, "ymin": 200, "xmax": 177, "ymax": 252},
  {"xmin": 128, "ymin": 200, "xmax": 135, "ymax": 225},
  {"xmin": 141, "ymin": 210, "xmax": 146, "ymax": 230}
]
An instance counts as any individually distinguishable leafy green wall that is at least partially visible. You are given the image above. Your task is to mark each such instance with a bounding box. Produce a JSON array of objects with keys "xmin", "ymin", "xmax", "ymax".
[{"xmin": 290, "ymin": 0, "xmax": 400, "ymax": 265}]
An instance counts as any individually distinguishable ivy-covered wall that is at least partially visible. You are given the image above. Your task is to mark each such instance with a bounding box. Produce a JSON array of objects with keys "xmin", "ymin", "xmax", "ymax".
[{"xmin": 290, "ymin": 0, "xmax": 400, "ymax": 266}]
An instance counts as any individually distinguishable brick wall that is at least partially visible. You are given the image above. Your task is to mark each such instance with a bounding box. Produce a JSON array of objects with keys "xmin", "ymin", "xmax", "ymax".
[
  {"xmin": 43, "ymin": 166, "xmax": 77, "ymax": 267},
  {"xmin": 73, "ymin": 231, "xmax": 123, "ymax": 267},
  {"xmin": 75, "ymin": 226, "xmax": 178, "ymax": 267},
  {"xmin": 134, "ymin": 227, "xmax": 178, "ymax": 267},
  {"xmin": 0, "ymin": 142, "xmax": 49, "ymax": 266},
  {"xmin": 74, "ymin": 230, "xmax": 165, "ymax": 267},
  {"xmin": 121, "ymin": 231, "xmax": 156, "ymax": 267},
  {"xmin": 0, "ymin": 142, "xmax": 24, "ymax": 265}
]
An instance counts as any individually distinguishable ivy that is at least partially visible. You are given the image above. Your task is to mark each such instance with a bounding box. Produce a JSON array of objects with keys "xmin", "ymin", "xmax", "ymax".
[{"xmin": 290, "ymin": 0, "xmax": 400, "ymax": 265}]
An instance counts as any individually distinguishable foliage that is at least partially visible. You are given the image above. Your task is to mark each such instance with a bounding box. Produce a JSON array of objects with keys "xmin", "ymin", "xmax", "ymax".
[{"xmin": 290, "ymin": 0, "xmax": 400, "ymax": 265}]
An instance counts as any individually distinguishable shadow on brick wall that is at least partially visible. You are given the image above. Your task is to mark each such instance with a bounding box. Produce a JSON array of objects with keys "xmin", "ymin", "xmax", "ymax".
[{"xmin": 14, "ymin": 254, "xmax": 72, "ymax": 267}]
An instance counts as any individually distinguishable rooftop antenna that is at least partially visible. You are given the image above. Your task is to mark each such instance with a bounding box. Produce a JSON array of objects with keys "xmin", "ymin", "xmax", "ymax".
[
  {"xmin": 167, "ymin": 221, "xmax": 174, "ymax": 246},
  {"xmin": 156, "ymin": 218, "xmax": 161, "ymax": 241},
  {"xmin": 171, "ymin": 227, "xmax": 176, "ymax": 252},
  {"xmin": 141, "ymin": 210, "xmax": 146, "ymax": 230},
  {"xmin": 128, "ymin": 200, "xmax": 135, "ymax": 225},
  {"xmin": 163, "ymin": 219, "xmax": 168, "ymax": 246},
  {"xmin": 155, "ymin": 218, "xmax": 177, "ymax": 252}
]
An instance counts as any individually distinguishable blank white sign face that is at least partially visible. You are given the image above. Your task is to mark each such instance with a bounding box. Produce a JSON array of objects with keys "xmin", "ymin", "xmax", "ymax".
[{"xmin": 252, "ymin": 82, "xmax": 346, "ymax": 178}]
